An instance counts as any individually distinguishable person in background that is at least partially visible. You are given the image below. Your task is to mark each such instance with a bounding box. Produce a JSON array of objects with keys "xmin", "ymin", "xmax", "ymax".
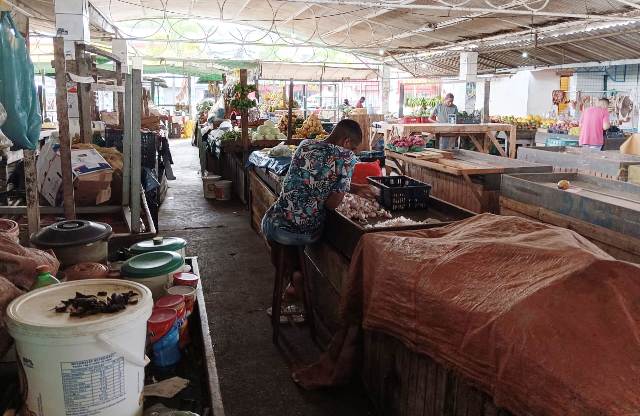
[
  {"xmin": 579, "ymin": 98, "xmax": 610, "ymax": 150},
  {"xmin": 431, "ymin": 93, "xmax": 459, "ymax": 149},
  {"xmin": 262, "ymin": 119, "xmax": 377, "ymax": 320},
  {"xmin": 343, "ymin": 99, "xmax": 351, "ymax": 107},
  {"xmin": 356, "ymin": 96, "xmax": 365, "ymax": 108}
]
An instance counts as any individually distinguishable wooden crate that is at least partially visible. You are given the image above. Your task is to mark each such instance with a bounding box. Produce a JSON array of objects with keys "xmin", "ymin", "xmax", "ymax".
[
  {"xmin": 248, "ymin": 169, "xmax": 278, "ymax": 236},
  {"xmin": 363, "ymin": 331, "xmax": 511, "ymax": 416},
  {"xmin": 500, "ymin": 172, "xmax": 640, "ymax": 263}
]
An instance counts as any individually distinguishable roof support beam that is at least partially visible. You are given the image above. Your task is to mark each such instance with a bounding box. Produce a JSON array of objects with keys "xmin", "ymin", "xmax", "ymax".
[
  {"xmin": 614, "ymin": 0, "xmax": 640, "ymax": 10},
  {"xmin": 281, "ymin": 4, "xmax": 314, "ymax": 24},
  {"xmin": 540, "ymin": 45, "xmax": 585, "ymax": 62},
  {"xmin": 567, "ymin": 42, "xmax": 613, "ymax": 61},
  {"xmin": 322, "ymin": 0, "xmax": 415, "ymax": 37},
  {"xmin": 281, "ymin": 0, "xmax": 640, "ymax": 22},
  {"xmin": 598, "ymin": 36, "xmax": 639, "ymax": 54},
  {"xmin": 231, "ymin": 0, "xmax": 252, "ymax": 21}
]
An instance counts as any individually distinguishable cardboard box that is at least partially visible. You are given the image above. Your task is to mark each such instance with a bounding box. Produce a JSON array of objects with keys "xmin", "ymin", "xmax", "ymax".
[{"xmin": 37, "ymin": 142, "xmax": 114, "ymax": 206}]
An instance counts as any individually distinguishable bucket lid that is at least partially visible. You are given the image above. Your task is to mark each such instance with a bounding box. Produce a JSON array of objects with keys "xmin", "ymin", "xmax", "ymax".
[
  {"xmin": 130, "ymin": 236, "xmax": 187, "ymax": 254},
  {"xmin": 30, "ymin": 220, "xmax": 112, "ymax": 247},
  {"xmin": 122, "ymin": 251, "xmax": 184, "ymax": 278},
  {"xmin": 5, "ymin": 279, "xmax": 152, "ymax": 338},
  {"xmin": 155, "ymin": 294, "xmax": 185, "ymax": 309}
]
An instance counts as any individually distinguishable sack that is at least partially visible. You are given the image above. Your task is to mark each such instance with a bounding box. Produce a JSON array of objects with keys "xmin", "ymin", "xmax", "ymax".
[
  {"xmin": 0, "ymin": 235, "xmax": 60, "ymax": 290},
  {"xmin": 0, "ymin": 12, "xmax": 41, "ymax": 150}
]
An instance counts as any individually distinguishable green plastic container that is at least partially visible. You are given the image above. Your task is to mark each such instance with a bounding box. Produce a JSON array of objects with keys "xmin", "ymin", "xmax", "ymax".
[
  {"xmin": 122, "ymin": 251, "xmax": 185, "ymax": 299},
  {"xmin": 129, "ymin": 236, "xmax": 187, "ymax": 257},
  {"xmin": 31, "ymin": 265, "xmax": 60, "ymax": 291}
]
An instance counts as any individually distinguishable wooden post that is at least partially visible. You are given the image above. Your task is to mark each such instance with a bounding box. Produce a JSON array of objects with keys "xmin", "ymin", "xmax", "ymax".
[
  {"xmin": 75, "ymin": 44, "xmax": 92, "ymax": 143},
  {"xmin": 287, "ymin": 78, "xmax": 294, "ymax": 140},
  {"xmin": 131, "ymin": 69, "xmax": 142, "ymax": 233},
  {"xmin": 239, "ymin": 69, "xmax": 249, "ymax": 150},
  {"xmin": 399, "ymin": 83, "xmax": 405, "ymax": 117},
  {"xmin": 24, "ymin": 150, "xmax": 40, "ymax": 236},
  {"xmin": 482, "ymin": 81, "xmax": 491, "ymax": 123},
  {"xmin": 116, "ymin": 62, "xmax": 124, "ymax": 127},
  {"xmin": 302, "ymin": 84, "xmax": 308, "ymax": 119},
  {"xmin": 122, "ymin": 73, "xmax": 132, "ymax": 206},
  {"xmin": 53, "ymin": 37, "xmax": 76, "ymax": 220}
]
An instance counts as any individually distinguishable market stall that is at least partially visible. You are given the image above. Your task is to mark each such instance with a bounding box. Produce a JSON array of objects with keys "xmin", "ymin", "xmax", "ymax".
[
  {"xmin": 384, "ymin": 123, "xmax": 518, "ymax": 158},
  {"xmin": 385, "ymin": 149, "xmax": 552, "ymax": 213}
]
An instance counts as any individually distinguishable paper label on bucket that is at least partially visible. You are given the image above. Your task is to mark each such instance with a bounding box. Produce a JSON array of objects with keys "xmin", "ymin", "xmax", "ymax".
[{"xmin": 61, "ymin": 353, "xmax": 126, "ymax": 415}]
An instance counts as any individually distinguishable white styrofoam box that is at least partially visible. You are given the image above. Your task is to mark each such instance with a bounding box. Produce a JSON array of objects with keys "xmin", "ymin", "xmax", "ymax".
[
  {"xmin": 55, "ymin": 13, "xmax": 90, "ymax": 42},
  {"xmin": 54, "ymin": 0, "xmax": 88, "ymax": 15}
]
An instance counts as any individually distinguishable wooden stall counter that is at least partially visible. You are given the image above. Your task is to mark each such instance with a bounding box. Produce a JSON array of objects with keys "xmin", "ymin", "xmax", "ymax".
[
  {"xmin": 384, "ymin": 123, "xmax": 517, "ymax": 158},
  {"xmin": 386, "ymin": 149, "xmax": 552, "ymax": 213}
]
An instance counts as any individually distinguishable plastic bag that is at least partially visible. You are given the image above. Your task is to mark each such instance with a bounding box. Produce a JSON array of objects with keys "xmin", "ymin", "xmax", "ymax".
[{"xmin": 0, "ymin": 12, "xmax": 41, "ymax": 150}]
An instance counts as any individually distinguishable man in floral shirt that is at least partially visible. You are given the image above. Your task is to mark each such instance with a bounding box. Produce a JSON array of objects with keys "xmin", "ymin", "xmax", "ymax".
[{"xmin": 262, "ymin": 119, "xmax": 377, "ymax": 321}]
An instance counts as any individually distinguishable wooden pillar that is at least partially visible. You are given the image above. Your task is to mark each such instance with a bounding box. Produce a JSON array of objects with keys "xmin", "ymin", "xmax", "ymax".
[
  {"xmin": 239, "ymin": 69, "xmax": 249, "ymax": 150},
  {"xmin": 53, "ymin": 37, "xmax": 76, "ymax": 220},
  {"xmin": 482, "ymin": 80, "xmax": 491, "ymax": 123},
  {"xmin": 24, "ymin": 150, "xmax": 40, "ymax": 235},
  {"xmin": 302, "ymin": 84, "xmax": 307, "ymax": 119},
  {"xmin": 75, "ymin": 44, "xmax": 92, "ymax": 143},
  {"xmin": 287, "ymin": 78, "xmax": 294, "ymax": 140},
  {"xmin": 399, "ymin": 83, "xmax": 405, "ymax": 117}
]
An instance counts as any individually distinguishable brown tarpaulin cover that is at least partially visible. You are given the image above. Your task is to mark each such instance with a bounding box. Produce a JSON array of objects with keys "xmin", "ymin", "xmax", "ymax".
[{"xmin": 342, "ymin": 214, "xmax": 640, "ymax": 416}]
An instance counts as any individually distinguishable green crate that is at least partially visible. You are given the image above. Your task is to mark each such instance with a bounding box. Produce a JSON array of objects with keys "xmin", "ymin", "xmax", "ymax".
[{"xmin": 545, "ymin": 138, "xmax": 579, "ymax": 147}]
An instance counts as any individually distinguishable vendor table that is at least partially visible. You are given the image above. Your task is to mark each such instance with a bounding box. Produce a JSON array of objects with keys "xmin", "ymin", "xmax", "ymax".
[
  {"xmin": 500, "ymin": 172, "xmax": 640, "ymax": 263},
  {"xmin": 384, "ymin": 123, "xmax": 518, "ymax": 158},
  {"xmin": 386, "ymin": 149, "xmax": 552, "ymax": 213}
]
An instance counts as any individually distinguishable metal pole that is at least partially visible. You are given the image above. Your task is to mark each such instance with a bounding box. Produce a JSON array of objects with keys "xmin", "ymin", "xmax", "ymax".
[
  {"xmin": 287, "ymin": 78, "xmax": 294, "ymax": 140},
  {"xmin": 131, "ymin": 69, "xmax": 142, "ymax": 233}
]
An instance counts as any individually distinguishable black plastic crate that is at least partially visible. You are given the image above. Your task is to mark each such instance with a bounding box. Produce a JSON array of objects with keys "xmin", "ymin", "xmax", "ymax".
[
  {"xmin": 141, "ymin": 131, "xmax": 159, "ymax": 170},
  {"xmin": 368, "ymin": 175, "xmax": 431, "ymax": 211},
  {"xmin": 105, "ymin": 128, "xmax": 124, "ymax": 152}
]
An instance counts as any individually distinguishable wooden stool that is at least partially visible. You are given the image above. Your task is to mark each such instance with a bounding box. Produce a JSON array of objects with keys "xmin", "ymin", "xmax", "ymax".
[{"xmin": 271, "ymin": 244, "xmax": 316, "ymax": 344}]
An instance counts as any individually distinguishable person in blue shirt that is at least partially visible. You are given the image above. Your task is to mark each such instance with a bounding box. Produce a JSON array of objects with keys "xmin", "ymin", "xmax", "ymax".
[{"xmin": 262, "ymin": 119, "xmax": 376, "ymax": 320}]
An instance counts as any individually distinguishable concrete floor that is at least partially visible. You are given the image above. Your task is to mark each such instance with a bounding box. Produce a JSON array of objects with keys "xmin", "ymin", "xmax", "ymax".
[{"xmin": 158, "ymin": 139, "xmax": 372, "ymax": 416}]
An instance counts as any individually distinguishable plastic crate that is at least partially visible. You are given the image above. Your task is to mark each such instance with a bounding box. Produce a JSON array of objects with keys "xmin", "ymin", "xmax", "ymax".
[
  {"xmin": 545, "ymin": 138, "xmax": 579, "ymax": 147},
  {"xmin": 105, "ymin": 128, "xmax": 124, "ymax": 152},
  {"xmin": 141, "ymin": 131, "xmax": 159, "ymax": 170},
  {"xmin": 368, "ymin": 175, "xmax": 431, "ymax": 211}
]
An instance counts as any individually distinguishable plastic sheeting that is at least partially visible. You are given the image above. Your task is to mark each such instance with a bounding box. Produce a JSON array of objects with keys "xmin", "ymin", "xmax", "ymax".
[
  {"xmin": 247, "ymin": 150, "xmax": 291, "ymax": 176},
  {"xmin": 0, "ymin": 12, "xmax": 41, "ymax": 150},
  {"xmin": 344, "ymin": 214, "xmax": 640, "ymax": 416}
]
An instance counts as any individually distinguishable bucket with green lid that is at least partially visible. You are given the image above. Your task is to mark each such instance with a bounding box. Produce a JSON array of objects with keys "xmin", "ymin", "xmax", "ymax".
[
  {"xmin": 129, "ymin": 236, "xmax": 187, "ymax": 258},
  {"xmin": 122, "ymin": 251, "xmax": 185, "ymax": 299}
]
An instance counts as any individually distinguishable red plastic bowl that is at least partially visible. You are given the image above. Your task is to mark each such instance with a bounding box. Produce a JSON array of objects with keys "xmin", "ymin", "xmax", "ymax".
[
  {"xmin": 155, "ymin": 294, "xmax": 186, "ymax": 320},
  {"xmin": 147, "ymin": 308, "xmax": 177, "ymax": 344},
  {"xmin": 173, "ymin": 272, "xmax": 200, "ymax": 287}
]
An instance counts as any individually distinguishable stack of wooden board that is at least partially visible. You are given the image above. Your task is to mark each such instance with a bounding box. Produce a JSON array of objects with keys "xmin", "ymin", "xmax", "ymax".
[
  {"xmin": 386, "ymin": 149, "xmax": 552, "ymax": 213},
  {"xmin": 500, "ymin": 172, "xmax": 640, "ymax": 263}
]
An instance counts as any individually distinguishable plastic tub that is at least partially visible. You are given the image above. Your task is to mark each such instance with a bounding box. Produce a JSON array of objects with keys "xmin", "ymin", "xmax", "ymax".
[
  {"xmin": 214, "ymin": 180, "xmax": 233, "ymax": 200},
  {"xmin": 148, "ymin": 307, "xmax": 177, "ymax": 344},
  {"xmin": 129, "ymin": 236, "xmax": 187, "ymax": 258},
  {"xmin": 152, "ymin": 324, "xmax": 180, "ymax": 367},
  {"xmin": 173, "ymin": 272, "xmax": 199, "ymax": 288},
  {"xmin": 155, "ymin": 294, "xmax": 186, "ymax": 322},
  {"xmin": 6, "ymin": 279, "xmax": 152, "ymax": 416},
  {"xmin": 166, "ymin": 285, "xmax": 196, "ymax": 317},
  {"xmin": 202, "ymin": 174, "xmax": 221, "ymax": 199},
  {"xmin": 122, "ymin": 251, "xmax": 185, "ymax": 299}
]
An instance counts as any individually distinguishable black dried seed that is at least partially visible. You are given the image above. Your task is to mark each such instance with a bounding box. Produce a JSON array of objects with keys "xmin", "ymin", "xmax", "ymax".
[
  {"xmin": 56, "ymin": 290, "xmax": 138, "ymax": 317},
  {"xmin": 97, "ymin": 291, "xmax": 107, "ymax": 297}
]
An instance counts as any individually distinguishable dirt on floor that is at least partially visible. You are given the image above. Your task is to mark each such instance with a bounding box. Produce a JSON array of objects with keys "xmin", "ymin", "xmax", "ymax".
[{"xmin": 158, "ymin": 138, "xmax": 373, "ymax": 416}]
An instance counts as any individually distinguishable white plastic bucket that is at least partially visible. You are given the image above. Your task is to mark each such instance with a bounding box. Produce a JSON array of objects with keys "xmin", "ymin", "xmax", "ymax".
[
  {"xmin": 202, "ymin": 175, "xmax": 221, "ymax": 199},
  {"xmin": 6, "ymin": 279, "xmax": 153, "ymax": 416},
  {"xmin": 214, "ymin": 180, "xmax": 233, "ymax": 200}
]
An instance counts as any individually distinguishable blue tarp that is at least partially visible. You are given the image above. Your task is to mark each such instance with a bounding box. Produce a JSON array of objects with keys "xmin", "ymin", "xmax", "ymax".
[{"xmin": 246, "ymin": 151, "xmax": 291, "ymax": 176}]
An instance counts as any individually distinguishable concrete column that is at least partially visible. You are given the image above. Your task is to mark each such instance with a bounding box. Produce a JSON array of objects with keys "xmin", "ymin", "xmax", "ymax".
[
  {"xmin": 112, "ymin": 39, "xmax": 129, "ymax": 73},
  {"xmin": 55, "ymin": 0, "xmax": 90, "ymax": 136},
  {"xmin": 380, "ymin": 65, "xmax": 390, "ymax": 115}
]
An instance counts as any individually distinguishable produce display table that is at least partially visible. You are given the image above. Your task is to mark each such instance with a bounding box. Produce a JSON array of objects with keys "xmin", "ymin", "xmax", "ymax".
[
  {"xmin": 384, "ymin": 123, "xmax": 518, "ymax": 158},
  {"xmin": 518, "ymin": 146, "xmax": 640, "ymax": 181},
  {"xmin": 500, "ymin": 172, "xmax": 640, "ymax": 263},
  {"xmin": 385, "ymin": 149, "xmax": 552, "ymax": 213}
]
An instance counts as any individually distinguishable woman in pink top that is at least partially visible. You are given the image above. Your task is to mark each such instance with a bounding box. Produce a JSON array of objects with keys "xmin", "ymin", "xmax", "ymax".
[{"xmin": 579, "ymin": 98, "xmax": 611, "ymax": 150}]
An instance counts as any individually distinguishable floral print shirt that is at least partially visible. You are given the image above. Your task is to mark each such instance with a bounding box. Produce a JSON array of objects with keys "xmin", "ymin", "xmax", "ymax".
[{"xmin": 266, "ymin": 139, "xmax": 357, "ymax": 236}]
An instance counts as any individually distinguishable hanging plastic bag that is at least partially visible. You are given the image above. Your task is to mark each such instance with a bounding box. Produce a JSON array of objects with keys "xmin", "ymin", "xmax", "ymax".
[{"xmin": 0, "ymin": 11, "xmax": 41, "ymax": 150}]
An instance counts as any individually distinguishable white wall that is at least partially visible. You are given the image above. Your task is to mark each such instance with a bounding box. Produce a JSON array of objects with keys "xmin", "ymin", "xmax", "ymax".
[
  {"xmin": 527, "ymin": 70, "xmax": 560, "ymax": 116},
  {"xmin": 489, "ymin": 71, "xmax": 530, "ymax": 116}
]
